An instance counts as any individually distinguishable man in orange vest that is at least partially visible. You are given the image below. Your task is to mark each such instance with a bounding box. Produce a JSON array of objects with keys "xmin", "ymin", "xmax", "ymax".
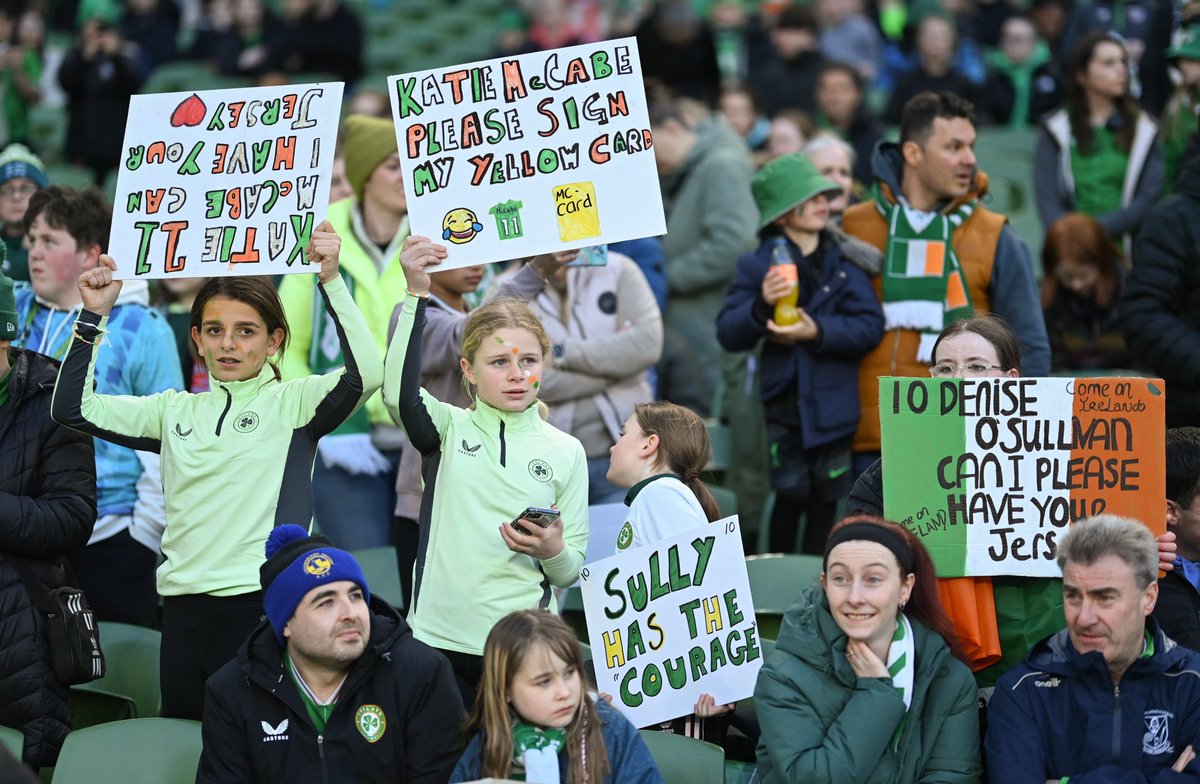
[{"xmin": 842, "ymin": 90, "xmax": 1049, "ymax": 475}]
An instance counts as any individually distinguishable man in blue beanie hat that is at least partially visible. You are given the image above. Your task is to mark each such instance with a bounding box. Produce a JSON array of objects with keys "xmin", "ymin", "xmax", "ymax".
[{"xmin": 197, "ymin": 525, "xmax": 464, "ymax": 783}]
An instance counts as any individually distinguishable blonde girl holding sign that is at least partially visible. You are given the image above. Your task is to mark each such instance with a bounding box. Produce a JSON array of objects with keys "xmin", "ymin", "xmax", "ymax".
[
  {"xmin": 52, "ymin": 222, "xmax": 383, "ymax": 719},
  {"xmin": 384, "ymin": 235, "xmax": 589, "ymax": 706}
]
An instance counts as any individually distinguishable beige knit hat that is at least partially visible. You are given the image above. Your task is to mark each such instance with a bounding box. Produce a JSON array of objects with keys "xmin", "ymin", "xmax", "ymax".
[{"xmin": 343, "ymin": 115, "xmax": 399, "ymax": 203}]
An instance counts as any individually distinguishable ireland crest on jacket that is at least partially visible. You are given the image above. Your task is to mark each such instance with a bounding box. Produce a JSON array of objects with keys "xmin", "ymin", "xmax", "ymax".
[{"xmin": 1144, "ymin": 710, "xmax": 1174, "ymax": 756}]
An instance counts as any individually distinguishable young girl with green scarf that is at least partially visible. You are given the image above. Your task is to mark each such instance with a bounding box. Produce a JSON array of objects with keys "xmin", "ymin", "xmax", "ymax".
[{"xmin": 450, "ymin": 610, "xmax": 662, "ymax": 784}]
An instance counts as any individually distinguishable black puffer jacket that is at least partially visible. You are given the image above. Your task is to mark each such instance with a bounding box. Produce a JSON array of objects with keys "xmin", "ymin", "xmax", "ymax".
[
  {"xmin": 0, "ymin": 348, "xmax": 96, "ymax": 768},
  {"xmin": 1121, "ymin": 156, "xmax": 1200, "ymax": 427}
]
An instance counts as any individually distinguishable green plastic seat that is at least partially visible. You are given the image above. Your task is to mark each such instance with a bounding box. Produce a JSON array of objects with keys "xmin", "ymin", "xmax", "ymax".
[
  {"xmin": 560, "ymin": 584, "xmax": 587, "ymax": 641},
  {"xmin": 72, "ymin": 621, "xmax": 162, "ymax": 726},
  {"xmin": 746, "ymin": 554, "xmax": 823, "ymax": 640},
  {"xmin": 638, "ymin": 729, "xmax": 725, "ymax": 784},
  {"xmin": 350, "ymin": 546, "xmax": 405, "ymax": 610},
  {"xmin": 51, "ymin": 718, "xmax": 202, "ymax": 784},
  {"xmin": 0, "ymin": 725, "xmax": 22, "ymax": 759},
  {"xmin": 703, "ymin": 418, "xmax": 731, "ymax": 473},
  {"xmin": 705, "ymin": 483, "xmax": 738, "ymax": 519}
]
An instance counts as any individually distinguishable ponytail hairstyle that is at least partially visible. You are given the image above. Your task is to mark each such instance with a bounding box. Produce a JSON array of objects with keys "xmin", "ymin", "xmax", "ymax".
[
  {"xmin": 465, "ymin": 610, "xmax": 609, "ymax": 784},
  {"xmin": 460, "ymin": 297, "xmax": 552, "ymax": 420},
  {"xmin": 189, "ymin": 276, "xmax": 289, "ymax": 381},
  {"xmin": 633, "ymin": 401, "xmax": 720, "ymax": 522},
  {"xmin": 825, "ymin": 515, "xmax": 966, "ymax": 663}
]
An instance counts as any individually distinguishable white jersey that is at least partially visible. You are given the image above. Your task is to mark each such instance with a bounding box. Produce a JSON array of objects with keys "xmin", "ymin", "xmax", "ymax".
[{"xmin": 616, "ymin": 474, "xmax": 708, "ymax": 551}]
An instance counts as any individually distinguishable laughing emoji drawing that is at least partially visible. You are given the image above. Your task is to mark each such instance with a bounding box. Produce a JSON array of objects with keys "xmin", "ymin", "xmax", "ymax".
[{"xmin": 442, "ymin": 208, "xmax": 484, "ymax": 244}]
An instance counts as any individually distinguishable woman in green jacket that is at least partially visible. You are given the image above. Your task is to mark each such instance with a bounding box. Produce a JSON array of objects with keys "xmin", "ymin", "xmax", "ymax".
[{"xmin": 754, "ymin": 515, "xmax": 981, "ymax": 783}]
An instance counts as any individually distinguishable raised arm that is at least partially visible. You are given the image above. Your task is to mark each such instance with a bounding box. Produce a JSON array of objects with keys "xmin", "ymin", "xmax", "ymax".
[
  {"xmin": 51, "ymin": 255, "xmax": 169, "ymax": 449},
  {"xmin": 295, "ymin": 221, "xmax": 384, "ymax": 439}
]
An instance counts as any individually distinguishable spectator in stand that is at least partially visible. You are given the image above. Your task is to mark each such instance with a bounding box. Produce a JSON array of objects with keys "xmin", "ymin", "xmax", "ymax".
[
  {"xmin": 0, "ymin": 144, "xmax": 46, "ymax": 282},
  {"xmin": 190, "ymin": 0, "xmax": 280, "ymax": 80},
  {"xmin": 0, "ymin": 8, "xmax": 43, "ymax": 148},
  {"xmin": 1035, "ymin": 31, "xmax": 1163, "ymax": 250},
  {"xmin": 278, "ymin": 115, "xmax": 407, "ymax": 550},
  {"xmin": 718, "ymin": 83, "xmax": 771, "ymax": 163},
  {"xmin": 270, "ymin": 0, "xmax": 362, "ymax": 86},
  {"xmin": 1121, "ymin": 155, "xmax": 1200, "ymax": 428},
  {"xmin": 716, "ymin": 154, "xmax": 884, "ymax": 555},
  {"xmin": 503, "ymin": 248, "xmax": 663, "ymax": 505},
  {"xmin": 0, "ymin": 271, "xmax": 97, "ymax": 773},
  {"xmin": 1162, "ymin": 27, "xmax": 1200, "ymax": 192},
  {"xmin": 15, "ymin": 186, "xmax": 179, "ymax": 630},
  {"xmin": 1153, "ymin": 427, "xmax": 1200, "ymax": 651},
  {"xmin": 804, "ymin": 134, "xmax": 857, "ymax": 219},
  {"xmin": 1062, "ymin": 0, "xmax": 1174, "ymax": 115},
  {"xmin": 842, "ymin": 92, "xmax": 1049, "ymax": 476},
  {"xmin": 346, "ymin": 87, "xmax": 389, "ymax": 118},
  {"xmin": 650, "ymin": 90, "xmax": 758, "ymax": 415},
  {"xmin": 884, "ymin": 14, "xmax": 979, "ymax": 125},
  {"xmin": 58, "ymin": 12, "xmax": 142, "ymax": 186},
  {"xmin": 981, "ymin": 14, "xmax": 1062, "ymax": 127},
  {"xmin": 748, "ymin": 4, "xmax": 826, "ymax": 117},
  {"xmin": 1030, "ymin": 0, "xmax": 1071, "ymax": 58},
  {"xmin": 986, "ymin": 516, "xmax": 1200, "ymax": 782},
  {"xmin": 765, "ymin": 109, "xmax": 816, "ymax": 162},
  {"xmin": 814, "ymin": 62, "xmax": 885, "ymax": 184},
  {"xmin": 815, "ymin": 0, "xmax": 883, "ymax": 83},
  {"xmin": 118, "ymin": 0, "xmax": 179, "ymax": 77},
  {"xmin": 754, "ymin": 516, "xmax": 981, "ymax": 782},
  {"xmin": 635, "ymin": 0, "xmax": 720, "ymax": 105},
  {"xmin": 1040, "ymin": 212, "xmax": 1135, "ymax": 372},
  {"xmin": 523, "ymin": 0, "xmax": 582, "ymax": 52}
]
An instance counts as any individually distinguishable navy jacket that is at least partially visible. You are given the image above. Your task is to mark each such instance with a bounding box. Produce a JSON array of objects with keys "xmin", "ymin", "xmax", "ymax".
[
  {"xmin": 986, "ymin": 620, "xmax": 1200, "ymax": 783},
  {"xmin": 716, "ymin": 233, "xmax": 884, "ymax": 448}
]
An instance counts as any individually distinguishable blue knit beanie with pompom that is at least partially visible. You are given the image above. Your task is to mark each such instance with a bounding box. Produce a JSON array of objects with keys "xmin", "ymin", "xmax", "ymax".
[{"xmin": 260, "ymin": 525, "xmax": 370, "ymax": 645}]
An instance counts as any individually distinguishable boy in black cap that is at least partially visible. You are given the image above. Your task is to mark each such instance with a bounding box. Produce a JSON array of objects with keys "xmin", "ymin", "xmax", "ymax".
[{"xmin": 197, "ymin": 525, "xmax": 463, "ymax": 783}]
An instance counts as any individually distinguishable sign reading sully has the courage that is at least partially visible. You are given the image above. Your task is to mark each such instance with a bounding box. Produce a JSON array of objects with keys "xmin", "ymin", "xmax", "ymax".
[
  {"xmin": 388, "ymin": 38, "xmax": 666, "ymax": 270},
  {"xmin": 881, "ymin": 377, "xmax": 1165, "ymax": 578},
  {"xmin": 109, "ymin": 82, "xmax": 343, "ymax": 280},
  {"xmin": 580, "ymin": 517, "xmax": 762, "ymax": 728}
]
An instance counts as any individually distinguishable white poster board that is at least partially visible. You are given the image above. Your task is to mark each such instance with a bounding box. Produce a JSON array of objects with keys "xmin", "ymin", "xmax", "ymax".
[
  {"xmin": 580, "ymin": 516, "xmax": 763, "ymax": 728},
  {"xmin": 109, "ymin": 82, "xmax": 344, "ymax": 279},
  {"xmin": 388, "ymin": 37, "xmax": 666, "ymax": 270}
]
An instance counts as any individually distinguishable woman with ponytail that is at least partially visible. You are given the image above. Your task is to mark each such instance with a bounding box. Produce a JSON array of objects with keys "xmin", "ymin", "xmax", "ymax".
[{"xmin": 754, "ymin": 515, "xmax": 981, "ymax": 783}]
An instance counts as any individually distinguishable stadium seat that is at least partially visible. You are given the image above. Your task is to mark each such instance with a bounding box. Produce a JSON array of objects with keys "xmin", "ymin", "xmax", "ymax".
[
  {"xmin": 706, "ymin": 483, "xmax": 738, "ymax": 519},
  {"xmin": 638, "ymin": 730, "xmax": 725, "ymax": 784},
  {"xmin": 71, "ymin": 621, "xmax": 162, "ymax": 727},
  {"xmin": 703, "ymin": 418, "xmax": 731, "ymax": 474},
  {"xmin": 349, "ymin": 546, "xmax": 405, "ymax": 610},
  {"xmin": 745, "ymin": 554, "xmax": 822, "ymax": 640},
  {"xmin": 51, "ymin": 718, "xmax": 202, "ymax": 784},
  {"xmin": 972, "ymin": 126, "xmax": 1043, "ymax": 267},
  {"xmin": 560, "ymin": 585, "xmax": 587, "ymax": 641},
  {"xmin": 0, "ymin": 725, "xmax": 21, "ymax": 759}
]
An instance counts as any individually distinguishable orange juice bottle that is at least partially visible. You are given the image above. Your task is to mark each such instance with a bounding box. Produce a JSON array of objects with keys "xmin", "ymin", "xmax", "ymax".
[{"xmin": 771, "ymin": 238, "xmax": 800, "ymax": 326}]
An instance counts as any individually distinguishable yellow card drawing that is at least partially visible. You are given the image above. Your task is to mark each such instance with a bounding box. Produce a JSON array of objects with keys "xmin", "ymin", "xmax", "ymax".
[{"xmin": 553, "ymin": 181, "xmax": 600, "ymax": 241}]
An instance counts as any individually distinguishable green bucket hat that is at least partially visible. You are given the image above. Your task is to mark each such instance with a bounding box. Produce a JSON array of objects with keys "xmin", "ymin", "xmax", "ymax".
[
  {"xmin": 1167, "ymin": 26, "xmax": 1200, "ymax": 61},
  {"xmin": 0, "ymin": 272, "xmax": 16, "ymax": 341},
  {"xmin": 751, "ymin": 153, "xmax": 842, "ymax": 231}
]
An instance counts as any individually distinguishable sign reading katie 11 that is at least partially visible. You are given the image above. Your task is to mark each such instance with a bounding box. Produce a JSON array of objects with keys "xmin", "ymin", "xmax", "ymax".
[
  {"xmin": 108, "ymin": 82, "xmax": 343, "ymax": 279},
  {"xmin": 388, "ymin": 38, "xmax": 666, "ymax": 269},
  {"xmin": 580, "ymin": 516, "xmax": 762, "ymax": 728},
  {"xmin": 880, "ymin": 377, "xmax": 1166, "ymax": 578}
]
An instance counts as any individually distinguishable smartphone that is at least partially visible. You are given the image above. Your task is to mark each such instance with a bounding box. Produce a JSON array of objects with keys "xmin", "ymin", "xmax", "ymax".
[
  {"xmin": 510, "ymin": 506, "xmax": 561, "ymax": 534},
  {"xmin": 565, "ymin": 245, "xmax": 608, "ymax": 267}
]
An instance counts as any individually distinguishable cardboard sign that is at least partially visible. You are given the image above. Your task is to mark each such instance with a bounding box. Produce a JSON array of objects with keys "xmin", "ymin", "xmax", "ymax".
[
  {"xmin": 580, "ymin": 516, "xmax": 762, "ymax": 728},
  {"xmin": 388, "ymin": 38, "xmax": 666, "ymax": 270},
  {"xmin": 880, "ymin": 377, "xmax": 1166, "ymax": 578},
  {"xmin": 109, "ymin": 82, "xmax": 344, "ymax": 279}
]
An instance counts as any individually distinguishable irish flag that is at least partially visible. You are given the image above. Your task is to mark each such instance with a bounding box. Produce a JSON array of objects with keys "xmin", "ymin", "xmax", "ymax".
[{"xmin": 880, "ymin": 377, "xmax": 1165, "ymax": 578}]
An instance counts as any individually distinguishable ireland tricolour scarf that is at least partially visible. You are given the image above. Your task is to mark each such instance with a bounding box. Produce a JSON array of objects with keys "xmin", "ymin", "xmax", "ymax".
[{"xmin": 876, "ymin": 192, "xmax": 976, "ymax": 362}]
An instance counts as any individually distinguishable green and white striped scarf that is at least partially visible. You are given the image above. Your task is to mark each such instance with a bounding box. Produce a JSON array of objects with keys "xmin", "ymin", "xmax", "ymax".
[
  {"xmin": 887, "ymin": 613, "xmax": 916, "ymax": 749},
  {"xmin": 512, "ymin": 721, "xmax": 566, "ymax": 783},
  {"xmin": 875, "ymin": 192, "xmax": 976, "ymax": 362},
  {"xmin": 309, "ymin": 276, "xmax": 369, "ymax": 435}
]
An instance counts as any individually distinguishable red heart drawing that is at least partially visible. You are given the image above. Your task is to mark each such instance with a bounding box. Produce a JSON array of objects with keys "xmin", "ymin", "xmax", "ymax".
[{"xmin": 170, "ymin": 94, "xmax": 207, "ymax": 128}]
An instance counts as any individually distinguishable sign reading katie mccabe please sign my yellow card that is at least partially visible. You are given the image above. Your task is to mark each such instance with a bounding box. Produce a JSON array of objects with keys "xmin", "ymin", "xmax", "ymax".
[{"xmin": 388, "ymin": 38, "xmax": 666, "ymax": 271}]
